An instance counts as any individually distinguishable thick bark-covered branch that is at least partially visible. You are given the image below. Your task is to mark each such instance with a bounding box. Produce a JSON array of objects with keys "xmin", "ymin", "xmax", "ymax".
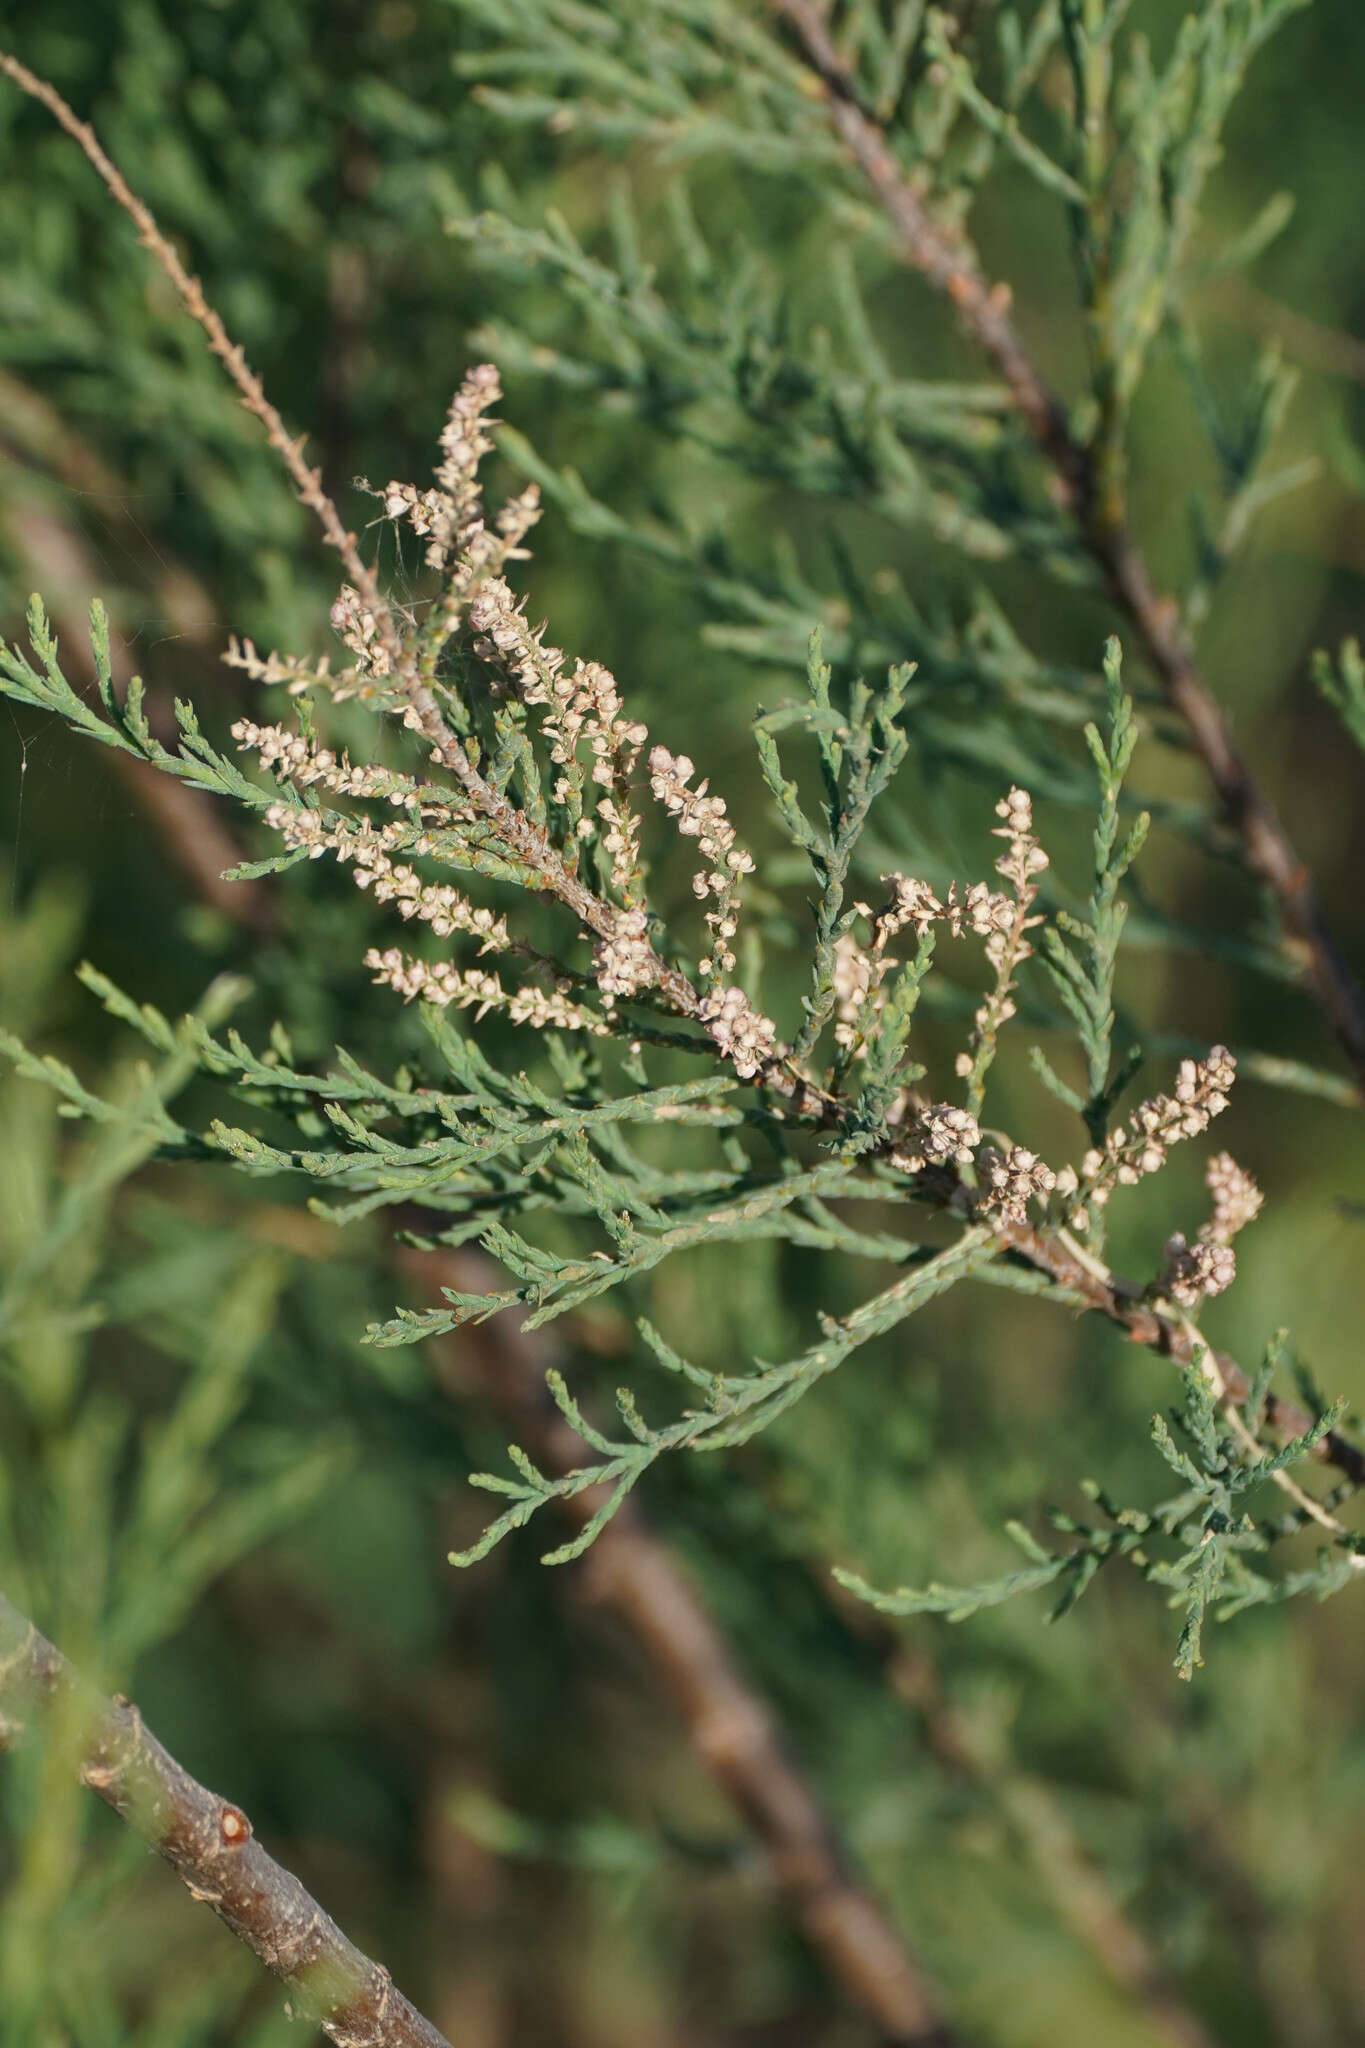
[
  {"xmin": 0, "ymin": 1593, "xmax": 453, "ymax": 2048},
  {"xmin": 769, "ymin": 0, "xmax": 1365, "ymax": 1094}
]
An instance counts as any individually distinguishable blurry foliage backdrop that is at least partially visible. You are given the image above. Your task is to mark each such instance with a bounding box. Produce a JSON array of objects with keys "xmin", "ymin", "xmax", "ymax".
[{"xmin": 0, "ymin": 3, "xmax": 1363, "ymax": 2044}]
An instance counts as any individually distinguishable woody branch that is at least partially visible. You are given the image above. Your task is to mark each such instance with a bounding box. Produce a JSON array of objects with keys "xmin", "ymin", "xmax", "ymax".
[{"xmin": 0, "ymin": 1593, "xmax": 453, "ymax": 2048}]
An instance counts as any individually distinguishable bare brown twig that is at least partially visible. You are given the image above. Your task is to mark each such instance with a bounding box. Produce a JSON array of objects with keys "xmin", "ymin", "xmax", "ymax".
[
  {"xmin": 0, "ymin": 1590, "xmax": 453, "ymax": 2048},
  {"xmin": 404, "ymin": 1242, "xmax": 962, "ymax": 2048},
  {"xmin": 977, "ymin": 1204, "xmax": 1365, "ymax": 1490},
  {"xmin": 0, "ymin": 49, "xmax": 700, "ymax": 1017},
  {"xmin": 767, "ymin": 0, "xmax": 1365, "ymax": 1094}
]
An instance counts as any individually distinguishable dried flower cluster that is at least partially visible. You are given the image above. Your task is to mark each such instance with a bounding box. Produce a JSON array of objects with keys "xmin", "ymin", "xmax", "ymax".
[
  {"xmin": 222, "ymin": 371, "xmax": 1252, "ymax": 1282},
  {"xmin": 831, "ymin": 924, "xmax": 880, "ymax": 1054},
  {"xmin": 1204, "ymin": 1149, "xmax": 1265, "ymax": 1242},
  {"xmin": 233, "ymin": 771, "xmax": 508, "ymax": 957},
  {"xmin": 382, "ymin": 362, "xmax": 541, "ymax": 585},
  {"xmin": 594, "ymin": 906, "xmax": 655, "ymax": 1006},
  {"xmin": 225, "ymin": 366, "xmax": 788, "ymax": 1073},
  {"xmin": 464, "ymin": 576, "xmax": 654, "ymax": 918},
  {"xmin": 978, "ymin": 1144, "xmax": 1059, "ymax": 1225},
  {"xmin": 698, "ymin": 982, "xmax": 780, "ymax": 1079},
  {"xmin": 329, "ymin": 583, "xmax": 396, "ymax": 683},
  {"xmin": 647, "ymin": 746, "xmax": 756, "ymax": 982},
  {"xmin": 894, "ymin": 1101, "xmax": 982, "ymax": 1171},
  {"xmin": 832, "ymin": 873, "xmax": 1012, "ymax": 1061},
  {"xmin": 956, "ymin": 789, "xmax": 1049, "ymax": 1104},
  {"xmin": 232, "ymin": 720, "xmax": 416, "ymax": 804},
  {"xmin": 362, "ymin": 949, "xmax": 607, "ymax": 1034},
  {"xmin": 1059, "ymin": 1047, "xmax": 1237, "ymax": 1229},
  {"xmin": 1155, "ymin": 1150, "xmax": 1264, "ymax": 1309}
]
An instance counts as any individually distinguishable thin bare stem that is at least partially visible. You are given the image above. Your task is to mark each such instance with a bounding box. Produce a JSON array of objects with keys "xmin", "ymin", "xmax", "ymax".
[
  {"xmin": 978, "ymin": 1202, "xmax": 1365, "ymax": 1489},
  {"xmin": 766, "ymin": 0, "xmax": 1365, "ymax": 1092},
  {"xmin": 0, "ymin": 1591, "xmax": 453, "ymax": 2048},
  {"xmin": 0, "ymin": 51, "xmax": 699, "ymax": 1018}
]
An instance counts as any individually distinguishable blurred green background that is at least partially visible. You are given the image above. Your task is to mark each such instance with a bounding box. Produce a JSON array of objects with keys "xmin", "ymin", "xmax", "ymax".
[{"xmin": 0, "ymin": 4, "xmax": 1363, "ymax": 2044}]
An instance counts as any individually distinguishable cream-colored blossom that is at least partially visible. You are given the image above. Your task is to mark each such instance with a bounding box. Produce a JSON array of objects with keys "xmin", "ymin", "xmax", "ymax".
[
  {"xmin": 594, "ymin": 907, "xmax": 655, "ymax": 1004},
  {"xmin": 892, "ymin": 1102, "xmax": 982, "ymax": 1173},
  {"xmin": 1204, "ymin": 1151, "xmax": 1263, "ymax": 1244},
  {"xmin": 1084, "ymin": 1047, "xmax": 1237, "ymax": 1210},
  {"xmin": 698, "ymin": 983, "xmax": 779, "ymax": 1079},
  {"xmin": 649, "ymin": 746, "xmax": 754, "ymax": 978},
  {"xmin": 1150, "ymin": 1149, "xmax": 1262, "ymax": 1309},
  {"xmin": 978, "ymin": 1144, "xmax": 1058, "ymax": 1225},
  {"xmin": 1157, "ymin": 1232, "xmax": 1237, "ymax": 1309},
  {"xmin": 364, "ymin": 949, "xmax": 608, "ymax": 1034}
]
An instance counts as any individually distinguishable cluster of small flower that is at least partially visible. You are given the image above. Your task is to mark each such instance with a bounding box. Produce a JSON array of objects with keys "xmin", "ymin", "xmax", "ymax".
[
  {"xmin": 255, "ymin": 792, "xmax": 506, "ymax": 953},
  {"xmin": 435, "ymin": 362, "xmax": 501, "ymax": 510},
  {"xmin": 354, "ymin": 853, "xmax": 508, "ymax": 951},
  {"xmin": 466, "ymin": 580, "xmax": 651, "ymax": 893},
  {"xmin": 955, "ymin": 789, "xmax": 1049, "ymax": 1085},
  {"xmin": 329, "ymin": 585, "xmax": 392, "ymax": 679},
  {"xmin": 831, "ymin": 925, "xmax": 879, "ymax": 1051},
  {"xmin": 832, "ymin": 872, "xmax": 1016, "ymax": 1061},
  {"xmin": 991, "ymin": 786, "xmax": 1050, "ymax": 897},
  {"xmin": 1156, "ymin": 1234, "xmax": 1237, "ymax": 1309},
  {"xmin": 648, "ymin": 747, "xmax": 755, "ymax": 978},
  {"xmin": 363, "ymin": 949, "xmax": 608, "ymax": 1035},
  {"xmin": 466, "ymin": 576, "xmax": 547, "ymax": 694},
  {"xmin": 232, "ymin": 719, "xmax": 414, "ymax": 804},
  {"xmin": 591, "ymin": 793, "xmax": 643, "ymax": 898},
  {"xmin": 893, "ymin": 1101, "xmax": 983, "ymax": 1172},
  {"xmin": 533, "ymin": 651, "xmax": 646, "ymax": 784},
  {"xmin": 380, "ymin": 482, "xmax": 453, "ymax": 543},
  {"xmin": 593, "ymin": 906, "xmax": 655, "ymax": 1004},
  {"xmin": 698, "ymin": 983, "xmax": 780, "ymax": 1079},
  {"xmin": 1064, "ymin": 1046, "xmax": 1237, "ymax": 1214},
  {"xmin": 977, "ymin": 1144, "xmax": 1058, "ymax": 1225},
  {"xmin": 495, "ymin": 484, "xmax": 544, "ymax": 559},
  {"xmin": 406, "ymin": 362, "xmax": 501, "ymax": 576},
  {"xmin": 261, "ymin": 803, "xmax": 412, "ymax": 864},
  {"xmin": 1153, "ymin": 1149, "xmax": 1263, "ymax": 1310},
  {"xmin": 1204, "ymin": 1149, "xmax": 1264, "ymax": 1242},
  {"xmin": 376, "ymin": 366, "xmax": 540, "ymax": 596},
  {"xmin": 880, "ymin": 874, "xmax": 1013, "ymax": 945}
]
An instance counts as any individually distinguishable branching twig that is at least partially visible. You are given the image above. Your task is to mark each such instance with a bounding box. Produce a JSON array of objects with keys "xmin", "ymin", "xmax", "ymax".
[
  {"xmin": 0, "ymin": 50, "xmax": 698, "ymax": 1018},
  {"xmin": 0, "ymin": 1591, "xmax": 453, "ymax": 2048},
  {"xmin": 404, "ymin": 1243, "xmax": 962, "ymax": 2048},
  {"xmin": 412, "ymin": 1240, "xmax": 1252, "ymax": 2048},
  {"xmin": 767, "ymin": 0, "xmax": 1365, "ymax": 1092},
  {"xmin": 975, "ymin": 1202, "xmax": 1365, "ymax": 1491}
]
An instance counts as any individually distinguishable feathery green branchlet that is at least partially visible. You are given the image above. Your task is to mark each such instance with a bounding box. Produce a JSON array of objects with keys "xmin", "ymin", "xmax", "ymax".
[
  {"xmin": 2, "ymin": 357, "xmax": 1359, "ymax": 1672},
  {"xmin": 0, "ymin": 3, "xmax": 1361, "ymax": 1708}
]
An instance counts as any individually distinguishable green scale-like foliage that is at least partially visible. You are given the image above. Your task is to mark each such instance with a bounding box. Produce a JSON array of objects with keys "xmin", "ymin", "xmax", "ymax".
[
  {"xmin": 2, "ymin": 484, "xmax": 1358, "ymax": 1672},
  {"xmin": 3, "ymin": 7, "xmax": 1365, "ymax": 2040}
]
